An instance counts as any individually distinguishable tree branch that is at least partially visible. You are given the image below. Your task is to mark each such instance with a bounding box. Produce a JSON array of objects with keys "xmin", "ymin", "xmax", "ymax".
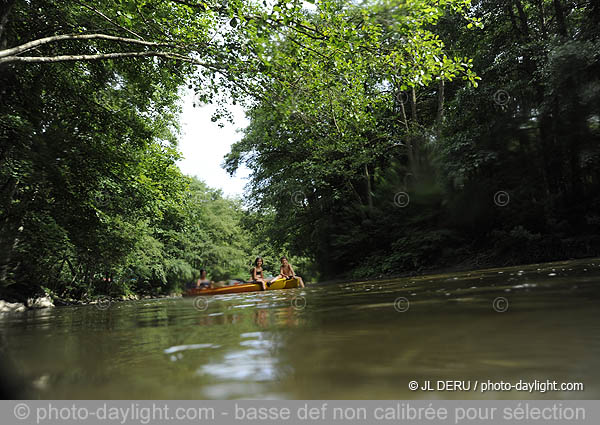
[
  {"xmin": 76, "ymin": 1, "xmax": 146, "ymax": 41},
  {"xmin": 0, "ymin": 50, "xmax": 206, "ymax": 65},
  {"xmin": 286, "ymin": 33, "xmax": 329, "ymax": 60},
  {"xmin": 170, "ymin": 0, "xmax": 226, "ymax": 14},
  {"xmin": 0, "ymin": 33, "xmax": 178, "ymax": 59}
]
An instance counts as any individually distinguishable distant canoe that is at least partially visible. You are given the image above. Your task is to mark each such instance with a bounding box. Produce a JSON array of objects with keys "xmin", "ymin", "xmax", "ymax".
[{"xmin": 183, "ymin": 277, "xmax": 300, "ymax": 297}]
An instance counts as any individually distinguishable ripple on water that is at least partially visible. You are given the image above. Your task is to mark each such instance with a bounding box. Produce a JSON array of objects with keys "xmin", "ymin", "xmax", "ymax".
[
  {"xmin": 512, "ymin": 283, "xmax": 538, "ymax": 289},
  {"xmin": 198, "ymin": 350, "xmax": 279, "ymax": 382},
  {"xmin": 240, "ymin": 339, "xmax": 273, "ymax": 349},
  {"xmin": 233, "ymin": 303, "xmax": 257, "ymax": 309},
  {"xmin": 202, "ymin": 382, "xmax": 284, "ymax": 399},
  {"xmin": 163, "ymin": 343, "xmax": 219, "ymax": 355},
  {"xmin": 241, "ymin": 332, "xmax": 264, "ymax": 338},
  {"xmin": 197, "ymin": 331, "xmax": 280, "ymax": 382}
]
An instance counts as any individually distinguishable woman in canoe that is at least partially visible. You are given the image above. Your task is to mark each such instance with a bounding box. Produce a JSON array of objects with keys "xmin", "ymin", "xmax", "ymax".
[
  {"xmin": 197, "ymin": 269, "xmax": 212, "ymax": 289},
  {"xmin": 250, "ymin": 257, "xmax": 268, "ymax": 291}
]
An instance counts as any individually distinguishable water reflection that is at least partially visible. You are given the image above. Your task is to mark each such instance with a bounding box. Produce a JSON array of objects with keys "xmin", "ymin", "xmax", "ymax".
[{"xmin": 0, "ymin": 258, "xmax": 599, "ymax": 399}]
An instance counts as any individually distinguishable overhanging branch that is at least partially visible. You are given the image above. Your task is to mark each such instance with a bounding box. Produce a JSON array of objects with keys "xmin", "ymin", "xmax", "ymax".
[
  {"xmin": 0, "ymin": 33, "xmax": 178, "ymax": 59},
  {"xmin": 0, "ymin": 50, "xmax": 206, "ymax": 65},
  {"xmin": 76, "ymin": 1, "xmax": 145, "ymax": 41}
]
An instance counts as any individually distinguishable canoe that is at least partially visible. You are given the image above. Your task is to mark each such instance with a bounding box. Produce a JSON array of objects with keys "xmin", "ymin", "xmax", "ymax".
[{"xmin": 184, "ymin": 277, "xmax": 300, "ymax": 297}]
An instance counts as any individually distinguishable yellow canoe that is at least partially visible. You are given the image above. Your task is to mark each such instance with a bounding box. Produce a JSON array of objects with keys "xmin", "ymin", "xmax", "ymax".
[{"xmin": 183, "ymin": 277, "xmax": 300, "ymax": 297}]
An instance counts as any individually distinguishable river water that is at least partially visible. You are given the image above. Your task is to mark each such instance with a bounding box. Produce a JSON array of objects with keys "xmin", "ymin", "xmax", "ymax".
[{"xmin": 1, "ymin": 258, "xmax": 599, "ymax": 399}]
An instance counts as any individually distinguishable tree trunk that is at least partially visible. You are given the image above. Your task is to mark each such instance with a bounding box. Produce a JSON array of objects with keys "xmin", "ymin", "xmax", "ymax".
[
  {"xmin": 409, "ymin": 87, "xmax": 419, "ymax": 178},
  {"xmin": 435, "ymin": 79, "xmax": 445, "ymax": 138},
  {"xmin": 364, "ymin": 163, "xmax": 373, "ymax": 214},
  {"xmin": 346, "ymin": 181, "xmax": 366, "ymax": 217},
  {"xmin": 535, "ymin": 0, "xmax": 547, "ymax": 38},
  {"xmin": 506, "ymin": 3, "xmax": 521, "ymax": 37},
  {"xmin": 399, "ymin": 95, "xmax": 409, "ymax": 131},
  {"xmin": 538, "ymin": 112, "xmax": 555, "ymax": 199},
  {"xmin": 398, "ymin": 91, "xmax": 416, "ymax": 179},
  {"xmin": 410, "ymin": 87, "xmax": 418, "ymax": 122},
  {"xmin": 552, "ymin": 0, "xmax": 568, "ymax": 37},
  {"xmin": 514, "ymin": 0, "xmax": 529, "ymax": 38},
  {"xmin": 0, "ymin": 176, "xmax": 18, "ymax": 286},
  {"xmin": 0, "ymin": 0, "xmax": 16, "ymax": 48}
]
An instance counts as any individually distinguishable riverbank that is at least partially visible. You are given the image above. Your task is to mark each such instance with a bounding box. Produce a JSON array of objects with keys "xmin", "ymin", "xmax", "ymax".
[
  {"xmin": 315, "ymin": 256, "xmax": 600, "ymax": 288},
  {"xmin": 0, "ymin": 296, "xmax": 54, "ymax": 313},
  {"xmin": 343, "ymin": 231, "xmax": 600, "ymax": 281},
  {"xmin": 0, "ymin": 293, "xmax": 183, "ymax": 314},
  {"xmin": 3, "ymin": 235, "xmax": 598, "ymax": 313}
]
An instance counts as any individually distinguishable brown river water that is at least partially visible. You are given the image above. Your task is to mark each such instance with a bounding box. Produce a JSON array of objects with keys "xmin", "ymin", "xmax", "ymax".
[{"xmin": 1, "ymin": 258, "xmax": 599, "ymax": 399}]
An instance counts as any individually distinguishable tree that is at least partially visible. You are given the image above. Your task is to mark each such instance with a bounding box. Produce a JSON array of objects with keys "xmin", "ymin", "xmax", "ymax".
[
  {"xmin": 224, "ymin": 0, "xmax": 482, "ymax": 275},
  {"xmin": 226, "ymin": 0, "xmax": 600, "ymax": 278}
]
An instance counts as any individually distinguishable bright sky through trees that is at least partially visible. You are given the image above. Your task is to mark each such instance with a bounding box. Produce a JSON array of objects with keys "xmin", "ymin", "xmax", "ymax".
[{"xmin": 177, "ymin": 89, "xmax": 250, "ymax": 197}]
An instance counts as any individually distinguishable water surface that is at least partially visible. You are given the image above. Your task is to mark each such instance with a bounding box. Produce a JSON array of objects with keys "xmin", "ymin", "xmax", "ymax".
[{"xmin": 1, "ymin": 258, "xmax": 599, "ymax": 399}]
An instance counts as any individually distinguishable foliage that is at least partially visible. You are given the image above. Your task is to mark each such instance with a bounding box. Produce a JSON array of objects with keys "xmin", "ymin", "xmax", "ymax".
[
  {"xmin": 226, "ymin": 0, "xmax": 600, "ymax": 279},
  {"xmin": 0, "ymin": 0, "xmax": 257, "ymax": 299},
  {"xmin": 2, "ymin": 0, "xmax": 600, "ymax": 300}
]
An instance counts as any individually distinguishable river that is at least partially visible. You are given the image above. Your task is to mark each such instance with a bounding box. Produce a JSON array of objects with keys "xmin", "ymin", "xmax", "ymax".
[{"xmin": 1, "ymin": 258, "xmax": 599, "ymax": 399}]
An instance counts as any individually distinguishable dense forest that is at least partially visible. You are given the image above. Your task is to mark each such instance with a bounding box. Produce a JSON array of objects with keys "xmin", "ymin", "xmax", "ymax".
[
  {"xmin": 225, "ymin": 0, "xmax": 600, "ymax": 277},
  {"xmin": 1, "ymin": 0, "xmax": 599, "ymax": 303}
]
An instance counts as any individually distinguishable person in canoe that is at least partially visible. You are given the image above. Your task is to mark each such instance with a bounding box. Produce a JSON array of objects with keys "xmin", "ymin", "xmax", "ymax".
[
  {"xmin": 196, "ymin": 269, "xmax": 212, "ymax": 290},
  {"xmin": 250, "ymin": 257, "xmax": 268, "ymax": 291},
  {"xmin": 270, "ymin": 256, "xmax": 305, "ymax": 288}
]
